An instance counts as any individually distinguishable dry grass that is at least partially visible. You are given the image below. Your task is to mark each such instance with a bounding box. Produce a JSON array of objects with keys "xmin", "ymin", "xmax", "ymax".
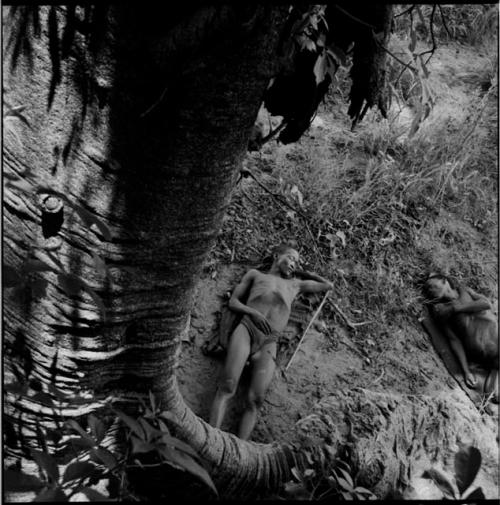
[
  {"xmin": 221, "ymin": 29, "xmax": 498, "ymax": 346},
  {"xmin": 213, "ymin": 17, "xmax": 498, "ymax": 359}
]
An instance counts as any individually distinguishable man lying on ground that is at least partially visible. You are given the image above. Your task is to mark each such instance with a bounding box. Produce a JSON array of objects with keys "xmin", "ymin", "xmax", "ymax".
[
  {"xmin": 209, "ymin": 241, "xmax": 333, "ymax": 440},
  {"xmin": 424, "ymin": 271, "xmax": 498, "ymax": 403}
]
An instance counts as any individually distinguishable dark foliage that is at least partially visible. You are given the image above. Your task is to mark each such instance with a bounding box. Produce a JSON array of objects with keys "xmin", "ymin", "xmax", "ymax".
[{"xmin": 263, "ymin": 4, "xmax": 393, "ymax": 143}]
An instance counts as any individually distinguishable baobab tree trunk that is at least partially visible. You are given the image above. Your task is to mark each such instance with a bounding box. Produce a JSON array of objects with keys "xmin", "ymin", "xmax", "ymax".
[{"xmin": 3, "ymin": 5, "xmax": 299, "ymax": 498}]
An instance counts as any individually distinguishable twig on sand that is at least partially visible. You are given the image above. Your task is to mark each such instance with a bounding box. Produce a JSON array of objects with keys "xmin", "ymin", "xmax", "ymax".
[
  {"xmin": 478, "ymin": 391, "xmax": 495, "ymax": 415},
  {"xmin": 373, "ymin": 369, "xmax": 385, "ymax": 384},
  {"xmin": 338, "ymin": 336, "xmax": 367, "ymax": 359},
  {"xmin": 328, "ymin": 299, "xmax": 372, "ymax": 329}
]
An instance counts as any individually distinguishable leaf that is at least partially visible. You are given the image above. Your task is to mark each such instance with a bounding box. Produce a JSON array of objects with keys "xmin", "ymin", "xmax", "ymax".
[
  {"xmin": 34, "ymin": 486, "xmax": 68, "ymax": 502},
  {"xmin": 114, "ymin": 409, "xmax": 144, "ymax": 439},
  {"xmin": 85, "ymin": 287, "xmax": 107, "ymax": 320},
  {"xmin": 304, "ymin": 450, "xmax": 314, "ymax": 466},
  {"xmin": 464, "ymin": 486, "xmax": 485, "ymax": 500},
  {"xmin": 318, "ymin": 12, "xmax": 328, "ymax": 30},
  {"xmin": 65, "ymin": 420, "xmax": 94, "ymax": 446},
  {"xmin": 3, "ymin": 265, "xmax": 23, "ymax": 287},
  {"xmin": 162, "ymin": 434, "xmax": 200, "ymax": 460},
  {"xmin": 47, "ymin": 383, "xmax": 70, "ymax": 400},
  {"xmin": 90, "ymin": 447, "xmax": 117, "ymax": 470},
  {"xmin": 44, "ymin": 428, "xmax": 63, "ymax": 444},
  {"xmin": 87, "ymin": 414, "xmax": 106, "ymax": 444},
  {"xmin": 4, "ymin": 380, "xmax": 28, "ymax": 395},
  {"xmin": 31, "ymin": 391, "xmax": 55, "ymax": 408},
  {"xmin": 454, "ymin": 446, "xmax": 482, "ymax": 495},
  {"xmin": 57, "ymin": 273, "xmax": 83, "ymax": 296},
  {"xmin": 337, "ymin": 467, "xmax": 354, "ymax": 487},
  {"xmin": 69, "ymin": 437, "xmax": 96, "ymax": 449},
  {"xmin": 354, "ymin": 486, "xmax": 375, "ymax": 495},
  {"xmin": 4, "ymin": 469, "xmax": 45, "ymax": 491},
  {"xmin": 24, "ymin": 259, "xmax": 55, "ymax": 274},
  {"xmin": 159, "ymin": 446, "xmax": 218, "ymax": 496},
  {"xmin": 70, "ymin": 203, "xmax": 112, "ymax": 241},
  {"xmin": 303, "ymin": 38, "xmax": 316, "ymax": 52},
  {"xmin": 76, "ymin": 486, "xmax": 110, "ymax": 501},
  {"xmin": 57, "ymin": 273, "xmax": 106, "ymax": 319},
  {"xmin": 336, "ymin": 476, "xmax": 354, "ymax": 491},
  {"xmin": 303, "ymin": 468, "xmax": 315, "ymax": 478},
  {"xmin": 62, "ymin": 461, "xmax": 96, "ymax": 483},
  {"xmin": 159, "ymin": 410, "xmax": 177, "ymax": 424},
  {"xmin": 422, "ymin": 468, "xmax": 456, "ymax": 498},
  {"xmin": 327, "ymin": 43, "xmax": 347, "ymax": 66},
  {"xmin": 130, "ymin": 435, "xmax": 155, "ymax": 455},
  {"xmin": 138, "ymin": 417, "xmax": 159, "ymax": 443},
  {"xmin": 31, "ymin": 278, "xmax": 49, "ymax": 298},
  {"xmin": 157, "ymin": 418, "xmax": 170, "ymax": 434},
  {"xmin": 31, "ymin": 449, "xmax": 59, "ymax": 483},
  {"xmin": 148, "ymin": 390, "xmax": 156, "ymax": 412},
  {"xmin": 291, "ymin": 466, "xmax": 302, "ymax": 481},
  {"xmin": 313, "ymin": 52, "xmax": 328, "ymax": 85}
]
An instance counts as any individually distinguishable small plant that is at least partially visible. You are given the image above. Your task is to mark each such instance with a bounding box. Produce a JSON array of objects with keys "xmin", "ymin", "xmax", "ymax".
[
  {"xmin": 115, "ymin": 391, "xmax": 218, "ymax": 498},
  {"xmin": 4, "ymin": 385, "xmax": 218, "ymax": 501},
  {"xmin": 277, "ymin": 451, "xmax": 376, "ymax": 501},
  {"xmin": 422, "ymin": 445, "xmax": 485, "ymax": 499}
]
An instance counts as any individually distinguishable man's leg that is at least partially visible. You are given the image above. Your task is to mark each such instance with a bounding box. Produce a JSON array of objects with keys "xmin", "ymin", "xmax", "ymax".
[
  {"xmin": 237, "ymin": 343, "xmax": 277, "ymax": 440},
  {"xmin": 209, "ymin": 324, "xmax": 251, "ymax": 429}
]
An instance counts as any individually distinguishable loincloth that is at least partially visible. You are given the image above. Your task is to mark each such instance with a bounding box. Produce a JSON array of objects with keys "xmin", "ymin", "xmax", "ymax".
[{"xmin": 240, "ymin": 315, "xmax": 280, "ymax": 356}]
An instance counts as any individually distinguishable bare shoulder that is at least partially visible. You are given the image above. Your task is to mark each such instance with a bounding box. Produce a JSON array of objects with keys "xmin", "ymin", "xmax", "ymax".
[{"xmin": 241, "ymin": 269, "xmax": 260, "ymax": 281}]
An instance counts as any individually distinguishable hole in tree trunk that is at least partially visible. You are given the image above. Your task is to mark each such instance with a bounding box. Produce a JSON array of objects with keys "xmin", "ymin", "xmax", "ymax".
[{"xmin": 40, "ymin": 195, "xmax": 64, "ymax": 238}]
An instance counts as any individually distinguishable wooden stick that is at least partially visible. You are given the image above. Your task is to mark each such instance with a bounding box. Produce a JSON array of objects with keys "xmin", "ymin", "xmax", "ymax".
[{"xmin": 285, "ymin": 292, "xmax": 329, "ymax": 371}]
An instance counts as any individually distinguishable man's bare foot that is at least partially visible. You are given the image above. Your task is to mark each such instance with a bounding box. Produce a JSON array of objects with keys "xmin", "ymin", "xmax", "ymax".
[{"xmin": 465, "ymin": 372, "xmax": 477, "ymax": 388}]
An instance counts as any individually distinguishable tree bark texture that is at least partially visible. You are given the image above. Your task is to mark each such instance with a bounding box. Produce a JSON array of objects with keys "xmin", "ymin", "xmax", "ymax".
[{"xmin": 3, "ymin": 5, "xmax": 300, "ymax": 498}]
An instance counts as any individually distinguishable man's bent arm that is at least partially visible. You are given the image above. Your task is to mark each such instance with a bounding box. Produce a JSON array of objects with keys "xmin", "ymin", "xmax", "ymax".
[
  {"xmin": 296, "ymin": 269, "xmax": 333, "ymax": 293},
  {"xmin": 453, "ymin": 289, "xmax": 491, "ymax": 314},
  {"xmin": 442, "ymin": 325, "xmax": 474, "ymax": 384}
]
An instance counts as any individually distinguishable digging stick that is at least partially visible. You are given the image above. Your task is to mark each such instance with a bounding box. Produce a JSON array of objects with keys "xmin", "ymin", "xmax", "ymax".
[{"xmin": 285, "ymin": 291, "xmax": 329, "ymax": 371}]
